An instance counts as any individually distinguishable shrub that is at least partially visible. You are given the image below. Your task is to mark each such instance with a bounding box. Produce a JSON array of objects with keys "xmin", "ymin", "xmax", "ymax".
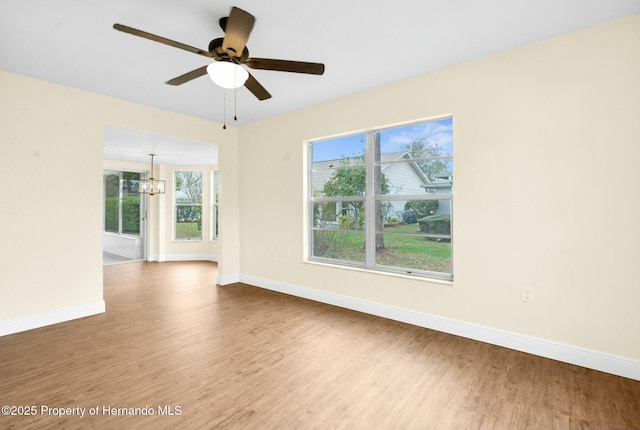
[
  {"xmin": 338, "ymin": 214, "xmax": 355, "ymax": 229},
  {"xmin": 313, "ymin": 230, "xmax": 348, "ymax": 259},
  {"xmin": 385, "ymin": 217, "xmax": 400, "ymax": 225},
  {"xmin": 105, "ymin": 197, "xmax": 119, "ymax": 232},
  {"xmin": 404, "ymin": 200, "xmax": 439, "ymax": 220},
  {"xmin": 105, "ymin": 196, "xmax": 140, "ymax": 234},
  {"xmin": 417, "ymin": 213, "xmax": 451, "ymax": 236},
  {"xmin": 121, "ymin": 197, "xmax": 140, "ymax": 234}
]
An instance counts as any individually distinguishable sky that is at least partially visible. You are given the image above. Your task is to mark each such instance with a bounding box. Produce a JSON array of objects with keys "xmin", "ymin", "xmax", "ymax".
[{"xmin": 311, "ymin": 117, "xmax": 453, "ymax": 162}]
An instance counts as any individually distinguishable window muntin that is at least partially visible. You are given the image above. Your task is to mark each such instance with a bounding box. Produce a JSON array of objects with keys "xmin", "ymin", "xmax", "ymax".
[
  {"xmin": 309, "ymin": 117, "xmax": 453, "ymax": 280},
  {"xmin": 175, "ymin": 171, "xmax": 203, "ymax": 240}
]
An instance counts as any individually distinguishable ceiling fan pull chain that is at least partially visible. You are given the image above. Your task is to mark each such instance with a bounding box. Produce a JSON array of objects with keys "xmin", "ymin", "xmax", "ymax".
[
  {"xmin": 222, "ymin": 89, "xmax": 227, "ymax": 130},
  {"xmin": 234, "ymin": 85, "xmax": 238, "ymax": 121}
]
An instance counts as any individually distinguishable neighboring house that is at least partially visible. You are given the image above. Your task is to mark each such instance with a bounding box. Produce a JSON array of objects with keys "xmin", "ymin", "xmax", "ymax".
[
  {"xmin": 312, "ymin": 152, "xmax": 452, "ymax": 225},
  {"xmin": 420, "ymin": 173, "xmax": 452, "ymax": 217}
]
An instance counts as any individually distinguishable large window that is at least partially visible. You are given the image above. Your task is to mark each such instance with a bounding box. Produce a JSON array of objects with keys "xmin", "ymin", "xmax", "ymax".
[
  {"xmin": 309, "ymin": 117, "xmax": 453, "ymax": 280},
  {"xmin": 104, "ymin": 171, "xmax": 140, "ymax": 236},
  {"xmin": 175, "ymin": 171, "xmax": 203, "ymax": 240}
]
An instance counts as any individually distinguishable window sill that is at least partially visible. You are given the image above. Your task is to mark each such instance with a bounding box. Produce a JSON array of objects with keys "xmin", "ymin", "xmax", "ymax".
[
  {"xmin": 103, "ymin": 231, "xmax": 141, "ymax": 239},
  {"xmin": 304, "ymin": 259, "xmax": 453, "ymax": 286}
]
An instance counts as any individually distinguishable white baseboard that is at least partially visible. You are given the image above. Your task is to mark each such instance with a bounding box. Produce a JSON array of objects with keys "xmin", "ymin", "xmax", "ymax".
[
  {"xmin": 149, "ymin": 254, "xmax": 218, "ymax": 263},
  {"xmin": 0, "ymin": 301, "xmax": 106, "ymax": 337},
  {"xmin": 217, "ymin": 273, "xmax": 241, "ymax": 285},
  {"xmin": 240, "ymin": 274, "xmax": 640, "ymax": 381}
]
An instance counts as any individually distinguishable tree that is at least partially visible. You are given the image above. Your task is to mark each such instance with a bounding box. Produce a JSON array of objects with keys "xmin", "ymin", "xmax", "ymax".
[
  {"xmin": 322, "ymin": 138, "xmax": 389, "ymax": 250},
  {"xmin": 323, "ymin": 156, "xmax": 366, "ymax": 230},
  {"xmin": 402, "ymin": 137, "xmax": 449, "ymax": 181},
  {"xmin": 176, "ymin": 171, "xmax": 203, "ymax": 203},
  {"xmin": 176, "ymin": 171, "xmax": 203, "ymax": 227},
  {"xmin": 323, "ymin": 155, "xmax": 367, "ymax": 196}
]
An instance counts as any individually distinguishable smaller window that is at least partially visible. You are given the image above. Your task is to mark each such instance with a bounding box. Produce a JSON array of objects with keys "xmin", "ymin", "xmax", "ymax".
[
  {"xmin": 175, "ymin": 171, "xmax": 203, "ymax": 240},
  {"xmin": 211, "ymin": 170, "xmax": 219, "ymax": 240}
]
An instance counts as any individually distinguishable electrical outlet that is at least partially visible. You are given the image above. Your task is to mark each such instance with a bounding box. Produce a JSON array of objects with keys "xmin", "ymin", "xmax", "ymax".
[{"xmin": 521, "ymin": 286, "xmax": 534, "ymax": 303}]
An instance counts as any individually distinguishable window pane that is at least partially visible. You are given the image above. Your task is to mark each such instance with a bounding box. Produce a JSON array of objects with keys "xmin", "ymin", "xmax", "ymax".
[
  {"xmin": 121, "ymin": 172, "xmax": 140, "ymax": 235},
  {"xmin": 313, "ymin": 201, "xmax": 365, "ymax": 230},
  {"xmin": 175, "ymin": 171, "xmax": 202, "ymax": 240},
  {"xmin": 312, "ymin": 230, "xmax": 366, "ymax": 265},
  {"xmin": 311, "ymin": 134, "xmax": 367, "ymax": 198},
  {"xmin": 104, "ymin": 173, "xmax": 120, "ymax": 233},
  {"xmin": 380, "ymin": 198, "xmax": 451, "ymax": 227},
  {"xmin": 377, "ymin": 118, "xmax": 453, "ymax": 158},
  {"xmin": 415, "ymin": 200, "xmax": 451, "ymax": 237},
  {"xmin": 311, "ymin": 134, "xmax": 366, "ymax": 163},
  {"xmin": 376, "ymin": 234, "xmax": 452, "ymax": 275},
  {"xmin": 176, "ymin": 206, "xmax": 202, "ymax": 239},
  {"xmin": 377, "ymin": 196, "xmax": 453, "ymax": 275},
  {"xmin": 374, "ymin": 159, "xmax": 451, "ymax": 197},
  {"xmin": 311, "ymin": 164, "xmax": 367, "ymax": 198},
  {"xmin": 378, "ymin": 158, "xmax": 453, "ymax": 189}
]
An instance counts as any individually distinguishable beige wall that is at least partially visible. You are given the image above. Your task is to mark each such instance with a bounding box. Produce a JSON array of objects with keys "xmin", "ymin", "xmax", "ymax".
[
  {"xmin": 239, "ymin": 14, "xmax": 640, "ymax": 360},
  {"xmin": 0, "ymin": 71, "xmax": 237, "ymax": 321}
]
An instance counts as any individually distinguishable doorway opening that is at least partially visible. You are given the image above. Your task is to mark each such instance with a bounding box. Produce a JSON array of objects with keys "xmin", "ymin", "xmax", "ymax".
[{"xmin": 103, "ymin": 125, "xmax": 219, "ymax": 267}]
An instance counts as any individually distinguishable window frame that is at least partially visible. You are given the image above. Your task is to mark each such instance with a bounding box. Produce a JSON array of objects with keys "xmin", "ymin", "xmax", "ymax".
[
  {"xmin": 307, "ymin": 117, "xmax": 453, "ymax": 281},
  {"xmin": 174, "ymin": 170, "xmax": 203, "ymax": 241},
  {"xmin": 211, "ymin": 170, "xmax": 219, "ymax": 241}
]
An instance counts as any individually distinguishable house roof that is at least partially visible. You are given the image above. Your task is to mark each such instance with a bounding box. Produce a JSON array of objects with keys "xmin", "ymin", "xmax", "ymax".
[
  {"xmin": 311, "ymin": 152, "xmax": 406, "ymax": 192},
  {"xmin": 311, "ymin": 152, "xmax": 451, "ymax": 194}
]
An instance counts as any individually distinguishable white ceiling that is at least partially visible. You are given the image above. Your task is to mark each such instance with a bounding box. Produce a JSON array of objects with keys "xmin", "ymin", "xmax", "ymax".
[
  {"xmin": 3, "ymin": 0, "xmax": 640, "ymax": 164},
  {"xmin": 103, "ymin": 125, "xmax": 217, "ymax": 166}
]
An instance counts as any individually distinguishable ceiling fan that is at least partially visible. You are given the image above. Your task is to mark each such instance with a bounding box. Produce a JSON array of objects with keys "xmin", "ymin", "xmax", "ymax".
[{"xmin": 113, "ymin": 6, "xmax": 325, "ymax": 101}]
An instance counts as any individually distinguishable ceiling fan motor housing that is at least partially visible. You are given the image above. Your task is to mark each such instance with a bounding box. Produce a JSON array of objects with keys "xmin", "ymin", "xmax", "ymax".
[{"xmin": 208, "ymin": 37, "xmax": 249, "ymax": 62}]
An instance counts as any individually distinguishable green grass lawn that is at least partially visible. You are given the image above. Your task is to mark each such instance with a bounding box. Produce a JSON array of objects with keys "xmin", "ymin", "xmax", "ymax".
[
  {"xmin": 176, "ymin": 221, "xmax": 201, "ymax": 239},
  {"xmin": 314, "ymin": 223, "xmax": 451, "ymax": 273}
]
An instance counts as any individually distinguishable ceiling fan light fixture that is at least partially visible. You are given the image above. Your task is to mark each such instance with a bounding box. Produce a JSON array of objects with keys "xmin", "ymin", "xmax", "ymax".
[{"xmin": 207, "ymin": 62, "xmax": 248, "ymax": 89}]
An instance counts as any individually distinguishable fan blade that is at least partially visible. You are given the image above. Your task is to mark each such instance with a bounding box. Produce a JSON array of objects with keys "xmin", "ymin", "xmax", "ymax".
[
  {"xmin": 244, "ymin": 72, "xmax": 271, "ymax": 100},
  {"xmin": 166, "ymin": 65, "xmax": 209, "ymax": 86},
  {"xmin": 245, "ymin": 58, "xmax": 325, "ymax": 75},
  {"xmin": 113, "ymin": 23, "xmax": 215, "ymax": 60},
  {"xmin": 222, "ymin": 7, "xmax": 255, "ymax": 57}
]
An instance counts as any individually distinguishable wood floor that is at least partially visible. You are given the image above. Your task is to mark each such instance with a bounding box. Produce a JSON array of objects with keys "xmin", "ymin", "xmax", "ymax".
[{"xmin": 1, "ymin": 262, "xmax": 639, "ymax": 430}]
